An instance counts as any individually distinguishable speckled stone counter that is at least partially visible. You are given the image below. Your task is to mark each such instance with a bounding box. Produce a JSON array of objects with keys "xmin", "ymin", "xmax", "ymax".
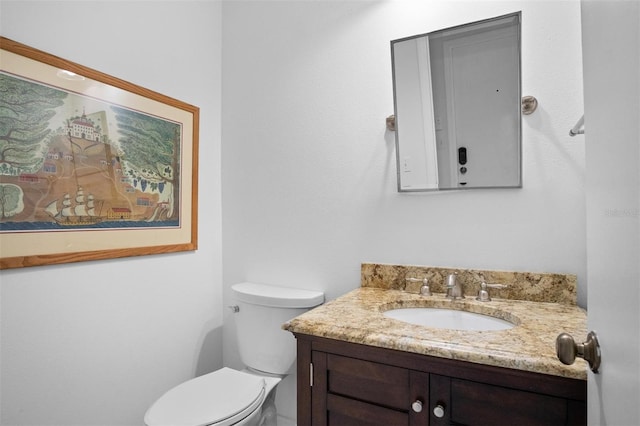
[
  {"xmin": 283, "ymin": 264, "xmax": 588, "ymax": 380},
  {"xmin": 361, "ymin": 263, "xmax": 579, "ymax": 305}
]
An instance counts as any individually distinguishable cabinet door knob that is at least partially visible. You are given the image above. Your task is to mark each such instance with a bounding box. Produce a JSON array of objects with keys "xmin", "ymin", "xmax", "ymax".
[
  {"xmin": 433, "ymin": 404, "xmax": 446, "ymax": 418},
  {"xmin": 411, "ymin": 400, "xmax": 423, "ymax": 413}
]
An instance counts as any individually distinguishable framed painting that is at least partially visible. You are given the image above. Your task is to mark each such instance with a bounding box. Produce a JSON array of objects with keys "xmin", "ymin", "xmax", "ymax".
[{"xmin": 0, "ymin": 37, "xmax": 199, "ymax": 269}]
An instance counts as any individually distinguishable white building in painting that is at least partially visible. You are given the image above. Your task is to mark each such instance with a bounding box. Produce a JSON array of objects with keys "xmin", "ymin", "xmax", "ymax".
[{"xmin": 63, "ymin": 111, "xmax": 102, "ymax": 141}]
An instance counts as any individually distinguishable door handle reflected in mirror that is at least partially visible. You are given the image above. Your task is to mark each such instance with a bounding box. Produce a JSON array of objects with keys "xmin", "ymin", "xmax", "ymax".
[{"xmin": 458, "ymin": 147, "xmax": 467, "ymax": 165}]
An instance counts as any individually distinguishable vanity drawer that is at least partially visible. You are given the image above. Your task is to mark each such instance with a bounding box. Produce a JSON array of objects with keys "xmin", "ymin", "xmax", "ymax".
[{"xmin": 326, "ymin": 354, "xmax": 409, "ymax": 410}]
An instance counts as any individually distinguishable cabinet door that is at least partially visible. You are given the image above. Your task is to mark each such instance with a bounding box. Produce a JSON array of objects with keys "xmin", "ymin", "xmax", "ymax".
[
  {"xmin": 429, "ymin": 374, "xmax": 451, "ymax": 426},
  {"xmin": 409, "ymin": 371, "xmax": 431, "ymax": 425},
  {"xmin": 326, "ymin": 353, "xmax": 409, "ymax": 409},
  {"xmin": 311, "ymin": 351, "xmax": 411, "ymax": 425},
  {"xmin": 326, "ymin": 394, "xmax": 409, "ymax": 426},
  {"xmin": 430, "ymin": 374, "xmax": 573, "ymax": 426},
  {"xmin": 311, "ymin": 351, "xmax": 328, "ymax": 425}
]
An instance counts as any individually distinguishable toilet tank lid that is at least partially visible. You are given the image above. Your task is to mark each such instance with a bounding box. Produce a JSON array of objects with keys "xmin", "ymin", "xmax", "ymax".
[{"xmin": 231, "ymin": 282, "xmax": 324, "ymax": 308}]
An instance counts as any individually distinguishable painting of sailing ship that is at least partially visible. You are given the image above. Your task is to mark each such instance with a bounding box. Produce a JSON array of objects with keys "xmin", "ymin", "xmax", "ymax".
[
  {"xmin": 0, "ymin": 37, "xmax": 198, "ymax": 269},
  {"xmin": 44, "ymin": 187, "xmax": 103, "ymax": 225},
  {"xmin": 0, "ymin": 72, "xmax": 183, "ymax": 232}
]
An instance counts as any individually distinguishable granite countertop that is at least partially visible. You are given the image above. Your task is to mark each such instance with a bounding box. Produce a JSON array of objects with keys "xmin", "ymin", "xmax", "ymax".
[{"xmin": 283, "ymin": 287, "xmax": 588, "ymax": 380}]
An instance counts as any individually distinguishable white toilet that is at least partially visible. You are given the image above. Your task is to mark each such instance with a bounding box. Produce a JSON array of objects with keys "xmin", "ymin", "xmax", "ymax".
[{"xmin": 144, "ymin": 282, "xmax": 324, "ymax": 426}]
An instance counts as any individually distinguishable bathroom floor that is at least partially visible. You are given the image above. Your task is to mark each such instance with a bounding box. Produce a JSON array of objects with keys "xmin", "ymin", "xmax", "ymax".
[{"xmin": 278, "ymin": 415, "xmax": 296, "ymax": 426}]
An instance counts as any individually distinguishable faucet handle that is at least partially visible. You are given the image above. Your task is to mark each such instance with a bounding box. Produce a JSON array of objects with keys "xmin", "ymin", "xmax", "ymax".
[
  {"xmin": 476, "ymin": 281, "xmax": 508, "ymax": 302},
  {"xmin": 486, "ymin": 283, "xmax": 508, "ymax": 289},
  {"xmin": 420, "ymin": 278, "xmax": 431, "ymax": 296},
  {"xmin": 405, "ymin": 274, "xmax": 430, "ymax": 295}
]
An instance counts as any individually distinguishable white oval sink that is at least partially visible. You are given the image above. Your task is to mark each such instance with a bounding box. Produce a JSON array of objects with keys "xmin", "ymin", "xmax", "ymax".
[{"xmin": 383, "ymin": 307, "xmax": 514, "ymax": 331}]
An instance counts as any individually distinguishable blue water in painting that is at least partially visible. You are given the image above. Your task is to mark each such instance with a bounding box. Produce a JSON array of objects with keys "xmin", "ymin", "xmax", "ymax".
[{"xmin": 0, "ymin": 221, "xmax": 179, "ymax": 232}]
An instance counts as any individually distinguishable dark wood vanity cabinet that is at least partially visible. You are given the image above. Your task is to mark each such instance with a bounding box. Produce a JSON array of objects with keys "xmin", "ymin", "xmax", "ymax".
[{"xmin": 294, "ymin": 334, "xmax": 586, "ymax": 426}]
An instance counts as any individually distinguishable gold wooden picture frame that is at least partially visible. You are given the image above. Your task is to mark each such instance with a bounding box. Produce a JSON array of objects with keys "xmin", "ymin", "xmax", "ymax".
[{"xmin": 0, "ymin": 37, "xmax": 199, "ymax": 269}]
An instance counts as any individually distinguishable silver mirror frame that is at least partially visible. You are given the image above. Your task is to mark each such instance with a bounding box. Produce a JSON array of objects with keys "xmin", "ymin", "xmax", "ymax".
[{"xmin": 391, "ymin": 12, "xmax": 522, "ymax": 192}]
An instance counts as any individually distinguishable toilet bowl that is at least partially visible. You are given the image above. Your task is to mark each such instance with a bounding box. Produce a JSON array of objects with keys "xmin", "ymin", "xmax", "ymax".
[
  {"xmin": 144, "ymin": 282, "xmax": 324, "ymax": 426},
  {"xmin": 144, "ymin": 368, "xmax": 280, "ymax": 426}
]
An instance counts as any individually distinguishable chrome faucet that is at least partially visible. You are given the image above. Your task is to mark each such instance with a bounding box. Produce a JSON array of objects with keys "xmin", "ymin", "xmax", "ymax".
[{"xmin": 446, "ymin": 273, "xmax": 464, "ymax": 300}]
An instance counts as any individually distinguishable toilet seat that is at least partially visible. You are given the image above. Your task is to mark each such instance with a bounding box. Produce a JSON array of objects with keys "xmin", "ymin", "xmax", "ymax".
[{"xmin": 144, "ymin": 368, "xmax": 267, "ymax": 426}]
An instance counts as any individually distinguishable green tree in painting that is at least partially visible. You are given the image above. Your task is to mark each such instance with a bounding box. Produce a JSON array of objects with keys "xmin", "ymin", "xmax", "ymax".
[
  {"xmin": 0, "ymin": 183, "xmax": 23, "ymax": 218},
  {"xmin": 112, "ymin": 106, "xmax": 180, "ymax": 217},
  {"xmin": 0, "ymin": 74, "xmax": 67, "ymax": 174}
]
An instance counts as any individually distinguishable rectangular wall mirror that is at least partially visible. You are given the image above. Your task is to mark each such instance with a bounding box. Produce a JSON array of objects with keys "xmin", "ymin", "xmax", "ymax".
[{"xmin": 391, "ymin": 12, "xmax": 522, "ymax": 192}]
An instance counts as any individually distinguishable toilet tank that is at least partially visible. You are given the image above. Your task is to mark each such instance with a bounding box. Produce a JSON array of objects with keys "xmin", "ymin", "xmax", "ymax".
[{"xmin": 231, "ymin": 282, "xmax": 324, "ymax": 375}]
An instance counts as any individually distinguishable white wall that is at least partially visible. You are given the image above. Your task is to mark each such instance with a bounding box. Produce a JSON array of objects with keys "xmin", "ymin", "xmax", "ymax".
[
  {"xmin": 0, "ymin": 1, "xmax": 587, "ymax": 425},
  {"xmin": 0, "ymin": 1, "xmax": 223, "ymax": 425},
  {"xmin": 221, "ymin": 0, "xmax": 585, "ymax": 421}
]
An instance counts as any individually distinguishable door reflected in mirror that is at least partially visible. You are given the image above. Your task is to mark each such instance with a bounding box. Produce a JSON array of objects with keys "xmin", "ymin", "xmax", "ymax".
[{"xmin": 391, "ymin": 12, "xmax": 522, "ymax": 192}]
